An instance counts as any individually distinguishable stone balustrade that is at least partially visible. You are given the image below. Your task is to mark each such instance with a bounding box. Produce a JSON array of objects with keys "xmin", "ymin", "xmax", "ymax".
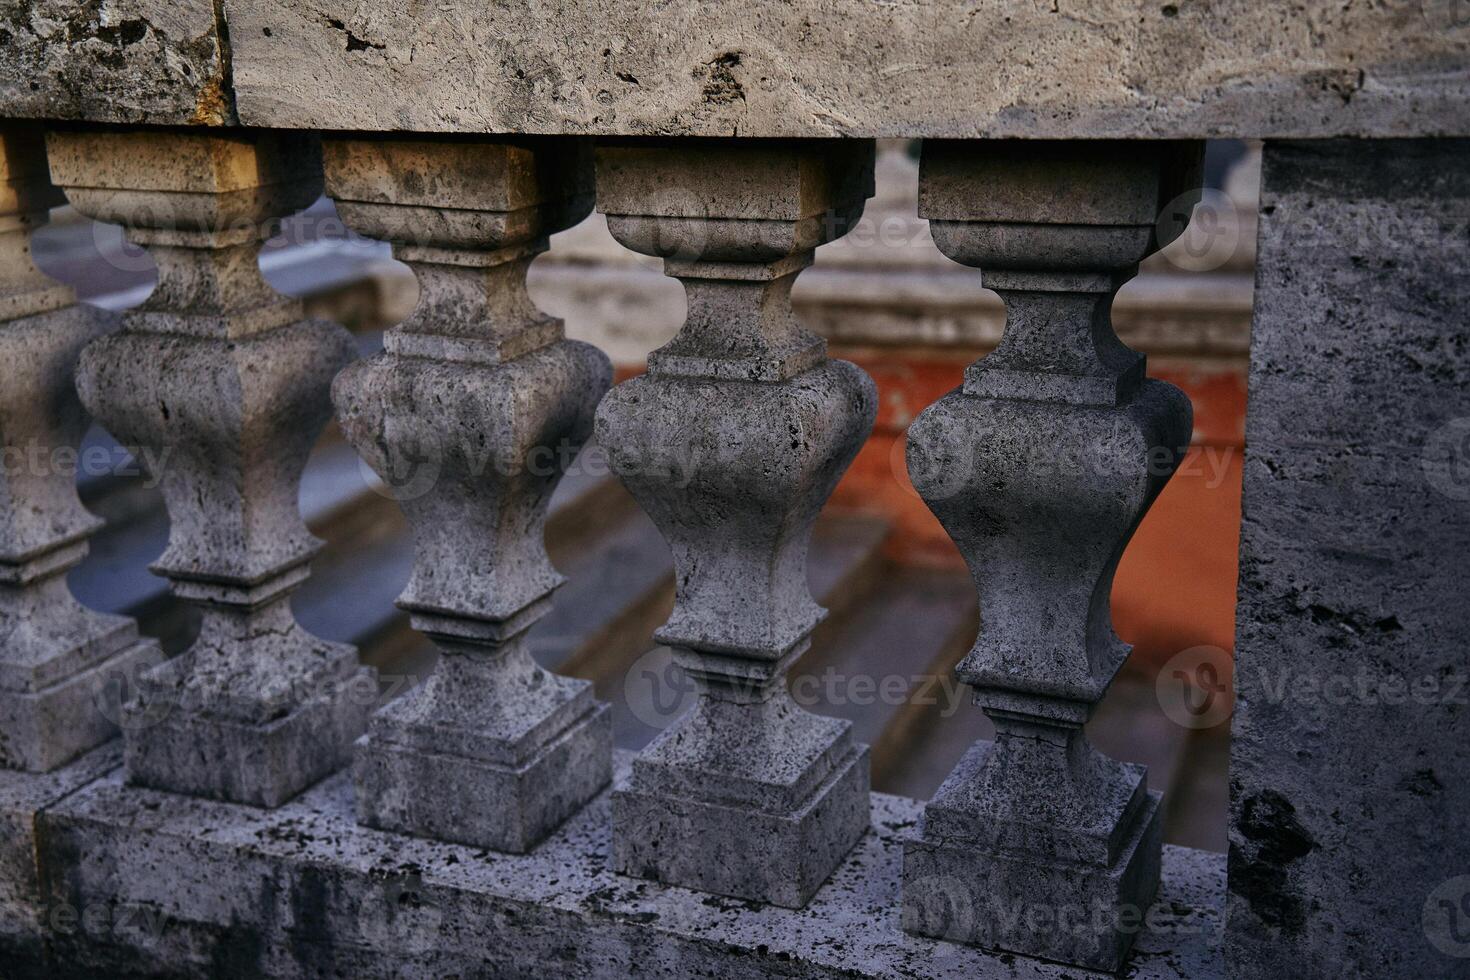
[{"xmin": 1, "ymin": 6, "xmax": 1469, "ymax": 978}]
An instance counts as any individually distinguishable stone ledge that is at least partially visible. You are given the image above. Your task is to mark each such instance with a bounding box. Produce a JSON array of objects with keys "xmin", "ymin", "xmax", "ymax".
[
  {"xmin": 225, "ymin": 1, "xmax": 1468, "ymax": 139},
  {"xmin": 32, "ymin": 750, "xmax": 1223, "ymax": 978}
]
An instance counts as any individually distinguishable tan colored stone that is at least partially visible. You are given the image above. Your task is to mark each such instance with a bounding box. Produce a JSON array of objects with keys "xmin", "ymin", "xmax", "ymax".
[{"xmin": 225, "ymin": 0, "xmax": 1469, "ymax": 139}]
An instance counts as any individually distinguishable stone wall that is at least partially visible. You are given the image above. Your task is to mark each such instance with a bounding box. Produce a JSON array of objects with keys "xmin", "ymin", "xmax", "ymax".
[{"xmin": 1229, "ymin": 138, "xmax": 1470, "ymax": 977}]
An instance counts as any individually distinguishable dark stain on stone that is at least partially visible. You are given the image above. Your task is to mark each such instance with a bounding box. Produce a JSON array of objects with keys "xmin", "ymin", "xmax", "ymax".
[
  {"xmin": 699, "ymin": 52, "xmax": 745, "ymax": 105},
  {"xmin": 1229, "ymin": 789, "xmax": 1317, "ymax": 935},
  {"xmin": 1305, "ymin": 600, "xmax": 1403, "ymax": 645},
  {"xmin": 1398, "ymin": 767, "xmax": 1443, "ymax": 796},
  {"xmin": 326, "ymin": 17, "xmax": 385, "ymax": 53}
]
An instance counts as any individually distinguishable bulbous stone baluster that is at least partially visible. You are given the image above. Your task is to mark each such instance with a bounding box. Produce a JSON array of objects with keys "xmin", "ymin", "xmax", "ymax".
[
  {"xmin": 595, "ymin": 140, "xmax": 877, "ymax": 908},
  {"xmin": 47, "ymin": 130, "xmax": 373, "ymax": 807},
  {"xmin": 899, "ymin": 140, "xmax": 1202, "ymax": 971},
  {"xmin": 324, "ymin": 136, "xmax": 612, "ymax": 852},
  {"xmin": 0, "ymin": 126, "xmax": 161, "ymax": 772}
]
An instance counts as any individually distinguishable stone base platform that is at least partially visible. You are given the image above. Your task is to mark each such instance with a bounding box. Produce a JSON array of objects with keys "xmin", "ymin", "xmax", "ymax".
[
  {"xmin": 354, "ymin": 700, "xmax": 611, "ymax": 853},
  {"xmin": 903, "ymin": 791, "xmax": 1164, "ymax": 972},
  {"xmin": 0, "ymin": 634, "xmax": 160, "ymax": 773},
  {"xmin": 612, "ymin": 742, "xmax": 870, "ymax": 909},
  {"xmin": 27, "ymin": 751, "xmax": 1223, "ymax": 979},
  {"xmin": 124, "ymin": 663, "xmax": 375, "ymax": 809}
]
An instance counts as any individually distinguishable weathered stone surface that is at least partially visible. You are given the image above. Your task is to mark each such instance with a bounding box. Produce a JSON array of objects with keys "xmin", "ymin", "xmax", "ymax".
[
  {"xmin": 51, "ymin": 129, "xmax": 372, "ymax": 808},
  {"xmin": 0, "ymin": 0, "xmax": 233, "ymax": 125},
  {"xmin": 325, "ymin": 135, "xmax": 613, "ymax": 852},
  {"xmin": 900, "ymin": 140, "xmax": 1200, "ymax": 971},
  {"xmin": 595, "ymin": 140, "xmax": 876, "ymax": 908},
  {"xmin": 224, "ymin": 0, "xmax": 1469, "ymax": 139},
  {"xmin": 1228, "ymin": 139, "xmax": 1470, "ymax": 978},
  {"xmin": 35, "ymin": 751, "xmax": 1225, "ymax": 979},
  {"xmin": 0, "ymin": 740, "xmax": 118, "ymax": 977},
  {"xmin": 0, "ymin": 126, "xmax": 161, "ymax": 772}
]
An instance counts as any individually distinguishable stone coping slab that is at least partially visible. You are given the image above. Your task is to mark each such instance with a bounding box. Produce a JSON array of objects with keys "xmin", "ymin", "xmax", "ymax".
[
  {"xmin": 37, "ymin": 750, "xmax": 1223, "ymax": 978},
  {"xmin": 0, "ymin": 741, "xmax": 121, "ymax": 976},
  {"xmin": 2, "ymin": 1, "xmax": 1467, "ymax": 138}
]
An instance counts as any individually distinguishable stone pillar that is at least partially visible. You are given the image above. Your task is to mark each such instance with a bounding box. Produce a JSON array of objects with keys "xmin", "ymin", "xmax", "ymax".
[
  {"xmin": 47, "ymin": 129, "xmax": 373, "ymax": 807},
  {"xmin": 324, "ymin": 136, "xmax": 612, "ymax": 852},
  {"xmin": 899, "ymin": 140, "xmax": 1202, "ymax": 971},
  {"xmin": 1229, "ymin": 140, "xmax": 1470, "ymax": 978},
  {"xmin": 0, "ymin": 126, "xmax": 162, "ymax": 772},
  {"xmin": 595, "ymin": 139, "xmax": 877, "ymax": 908}
]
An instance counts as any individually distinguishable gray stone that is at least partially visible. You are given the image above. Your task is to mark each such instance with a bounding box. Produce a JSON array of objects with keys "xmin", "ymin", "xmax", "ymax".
[
  {"xmin": 594, "ymin": 139, "xmax": 877, "ymax": 908},
  {"xmin": 220, "ymin": 1, "xmax": 1470, "ymax": 139},
  {"xmin": 900, "ymin": 139, "xmax": 1201, "ymax": 972},
  {"xmin": 0, "ymin": 125, "xmax": 161, "ymax": 773},
  {"xmin": 324, "ymin": 136, "xmax": 612, "ymax": 852},
  {"xmin": 1228, "ymin": 139, "xmax": 1470, "ymax": 978},
  {"xmin": 0, "ymin": 0, "xmax": 233, "ymax": 126},
  {"xmin": 0, "ymin": 740, "xmax": 119, "ymax": 976},
  {"xmin": 36, "ymin": 750, "xmax": 1225, "ymax": 979},
  {"xmin": 50, "ymin": 129, "xmax": 373, "ymax": 808}
]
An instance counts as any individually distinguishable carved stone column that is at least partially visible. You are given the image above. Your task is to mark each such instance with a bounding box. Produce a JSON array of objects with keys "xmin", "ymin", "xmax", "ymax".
[
  {"xmin": 324, "ymin": 136, "xmax": 612, "ymax": 852},
  {"xmin": 0, "ymin": 127, "xmax": 161, "ymax": 772},
  {"xmin": 595, "ymin": 140, "xmax": 877, "ymax": 908},
  {"xmin": 48, "ymin": 130, "xmax": 373, "ymax": 807},
  {"xmin": 900, "ymin": 140, "xmax": 1202, "ymax": 971}
]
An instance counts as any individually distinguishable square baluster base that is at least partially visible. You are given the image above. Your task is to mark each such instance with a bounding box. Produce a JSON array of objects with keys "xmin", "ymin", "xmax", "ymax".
[
  {"xmin": 901, "ymin": 749, "xmax": 1163, "ymax": 972},
  {"xmin": 123, "ymin": 666, "xmax": 375, "ymax": 809},
  {"xmin": 611, "ymin": 744, "xmax": 871, "ymax": 909},
  {"xmin": 354, "ymin": 701, "xmax": 611, "ymax": 853},
  {"xmin": 0, "ymin": 637, "xmax": 162, "ymax": 773}
]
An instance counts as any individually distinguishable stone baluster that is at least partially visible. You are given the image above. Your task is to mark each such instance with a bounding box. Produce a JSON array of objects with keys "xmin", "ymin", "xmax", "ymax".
[
  {"xmin": 323, "ymin": 136, "xmax": 612, "ymax": 851},
  {"xmin": 0, "ymin": 126, "xmax": 162, "ymax": 772},
  {"xmin": 898, "ymin": 139, "xmax": 1202, "ymax": 970},
  {"xmin": 47, "ymin": 129, "xmax": 373, "ymax": 807},
  {"xmin": 595, "ymin": 139, "xmax": 877, "ymax": 908}
]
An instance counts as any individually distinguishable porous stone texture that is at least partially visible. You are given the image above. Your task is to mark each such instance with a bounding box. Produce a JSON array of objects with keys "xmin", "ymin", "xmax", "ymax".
[
  {"xmin": 900, "ymin": 140, "xmax": 1201, "ymax": 972},
  {"xmin": 0, "ymin": 126, "xmax": 161, "ymax": 773},
  {"xmin": 50, "ymin": 129, "xmax": 372, "ymax": 808},
  {"xmin": 595, "ymin": 140, "xmax": 876, "ymax": 908},
  {"xmin": 34, "ymin": 751, "xmax": 1226, "ymax": 979},
  {"xmin": 222, "ymin": 0, "xmax": 1470, "ymax": 139},
  {"xmin": 1228, "ymin": 139, "xmax": 1470, "ymax": 978},
  {"xmin": 325, "ymin": 135, "xmax": 612, "ymax": 852},
  {"xmin": 0, "ymin": 0, "xmax": 234, "ymax": 125},
  {"xmin": 0, "ymin": 740, "xmax": 118, "ymax": 977}
]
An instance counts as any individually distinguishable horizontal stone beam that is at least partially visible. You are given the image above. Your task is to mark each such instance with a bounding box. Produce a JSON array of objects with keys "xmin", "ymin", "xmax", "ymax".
[
  {"xmin": 35, "ymin": 752, "xmax": 1226, "ymax": 978},
  {"xmin": 2, "ymin": 1, "xmax": 1467, "ymax": 137}
]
